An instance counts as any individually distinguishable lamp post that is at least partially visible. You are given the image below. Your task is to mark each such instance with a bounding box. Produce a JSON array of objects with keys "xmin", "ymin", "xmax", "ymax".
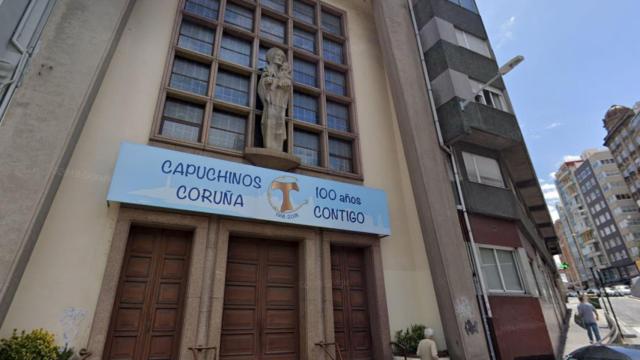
[{"xmin": 459, "ymin": 55, "xmax": 525, "ymax": 111}]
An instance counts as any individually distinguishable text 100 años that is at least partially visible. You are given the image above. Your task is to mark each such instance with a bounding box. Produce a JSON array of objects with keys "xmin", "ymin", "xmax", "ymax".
[{"xmin": 314, "ymin": 186, "xmax": 365, "ymax": 224}]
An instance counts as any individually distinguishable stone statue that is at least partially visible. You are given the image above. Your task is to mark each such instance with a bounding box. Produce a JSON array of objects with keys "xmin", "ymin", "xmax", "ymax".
[{"xmin": 257, "ymin": 48, "xmax": 292, "ymax": 151}]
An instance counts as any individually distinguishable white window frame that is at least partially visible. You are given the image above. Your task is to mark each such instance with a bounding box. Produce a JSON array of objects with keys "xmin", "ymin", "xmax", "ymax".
[
  {"xmin": 454, "ymin": 27, "xmax": 491, "ymax": 58},
  {"xmin": 462, "ymin": 151, "xmax": 506, "ymax": 188},
  {"xmin": 469, "ymin": 78, "xmax": 509, "ymax": 112},
  {"xmin": 478, "ymin": 245, "xmax": 526, "ymax": 294}
]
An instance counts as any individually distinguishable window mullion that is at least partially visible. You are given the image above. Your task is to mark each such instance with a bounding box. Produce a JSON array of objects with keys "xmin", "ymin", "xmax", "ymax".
[
  {"xmin": 473, "ymin": 155, "xmax": 481, "ymax": 183},
  {"xmin": 493, "ymin": 249, "xmax": 507, "ymax": 292},
  {"xmin": 158, "ymin": 0, "xmax": 357, "ymax": 174}
]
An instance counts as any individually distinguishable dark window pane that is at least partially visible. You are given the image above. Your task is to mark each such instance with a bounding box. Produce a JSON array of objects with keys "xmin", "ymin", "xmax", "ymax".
[
  {"xmin": 293, "ymin": 58, "xmax": 316, "ymax": 87},
  {"xmin": 161, "ymin": 99, "xmax": 204, "ymax": 142},
  {"xmin": 162, "ymin": 121, "xmax": 201, "ymax": 142},
  {"xmin": 169, "ymin": 57, "xmax": 210, "ymax": 95},
  {"xmin": 321, "ymin": 11, "xmax": 342, "ymax": 36},
  {"xmin": 294, "ymin": 129, "xmax": 320, "ymax": 166},
  {"xmin": 260, "ymin": 16, "xmax": 286, "ymax": 43},
  {"xmin": 323, "ymin": 38, "xmax": 343, "ymax": 64},
  {"xmin": 178, "ymin": 21, "xmax": 215, "ymax": 55},
  {"xmin": 293, "ymin": 27, "xmax": 315, "ymax": 53},
  {"xmin": 327, "ymin": 102, "xmax": 349, "ymax": 131},
  {"xmin": 329, "ymin": 138, "xmax": 352, "ymax": 172},
  {"xmin": 293, "ymin": 92, "xmax": 318, "ymax": 123},
  {"xmin": 185, "ymin": 0, "xmax": 220, "ymax": 20},
  {"xmin": 457, "ymin": 0, "xmax": 478, "ymax": 13},
  {"xmin": 215, "ymin": 70, "xmax": 250, "ymax": 106},
  {"xmin": 164, "ymin": 99, "xmax": 204, "ymax": 125},
  {"xmin": 261, "ymin": 0, "xmax": 286, "ymax": 13},
  {"xmin": 209, "ymin": 111, "xmax": 246, "ymax": 150},
  {"xmin": 293, "ymin": 0, "xmax": 315, "ymax": 24},
  {"xmin": 220, "ymin": 34, "xmax": 252, "ymax": 67},
  {"xmin": 224, "ymin": 3, "xmax": 254, "ymax": 30},
  {"xmin": 325, "ymin": 69, "xmax": 346, "ymax": 95},
  {"xmin": 258, "ymin": 46, "xmax": 269, "ymax": 69}
]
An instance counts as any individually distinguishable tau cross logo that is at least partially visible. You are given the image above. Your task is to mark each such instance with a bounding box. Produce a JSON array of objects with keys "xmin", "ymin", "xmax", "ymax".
[{"xmin": 268, "ymin": 176, "xmax": 308, "ymax": 214}]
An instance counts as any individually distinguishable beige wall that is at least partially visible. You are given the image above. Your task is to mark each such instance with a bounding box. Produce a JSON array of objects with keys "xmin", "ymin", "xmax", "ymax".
[{"xmin": 1, "ymin": 0, "xmax": 445, "ymax": 352}]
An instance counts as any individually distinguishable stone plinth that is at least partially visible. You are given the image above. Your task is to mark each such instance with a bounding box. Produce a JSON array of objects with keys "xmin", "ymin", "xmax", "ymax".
[{"xmin": 244, "ymin": 147, "xmax": 300, "ymax": 171}]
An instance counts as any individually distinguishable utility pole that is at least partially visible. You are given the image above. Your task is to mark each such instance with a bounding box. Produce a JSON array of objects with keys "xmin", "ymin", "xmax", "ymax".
[{"xmin": 590, "ymin": 267, "xmax": 624, "ymax": 340}]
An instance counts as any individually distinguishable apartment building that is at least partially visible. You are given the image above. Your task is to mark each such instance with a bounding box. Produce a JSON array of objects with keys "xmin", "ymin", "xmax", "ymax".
[
  {"xmin": 556, "ymin": 149, "xmax": 639, "ymax": 285},
  {"xmin": 0, "ymin": 0, "xmax": 563, "ymax": 359},
  {"xmin": 554, "ymin": 220, "xmax": 582, "ymax": 289},
  {"xmin": 604, "ymin": 105, "xmax": 640, "ymax": 207},
  {"xmin": 555, "ymin": 160, "xmax": 597, "ymax": 287}
]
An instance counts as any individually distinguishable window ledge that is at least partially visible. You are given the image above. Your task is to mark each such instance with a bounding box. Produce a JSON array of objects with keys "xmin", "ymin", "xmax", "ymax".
[
  {"xmin": 149, "ymin": 137, "xmax": 364, "ymax": 183},
  {"xmin": 486, "ymin": 291, "xmax": 533, "ymax": 298}
]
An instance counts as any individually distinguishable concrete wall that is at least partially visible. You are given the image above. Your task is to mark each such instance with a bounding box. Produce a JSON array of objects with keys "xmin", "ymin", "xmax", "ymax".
[
  {"xmin": 0, "ymin": 0, "xmax": 133, "ymax": 324},
  {"xmin": 372, "ymin": 0, "xmax": 490, "ymax": 358},
  {"xmin": 1, "ymin": 0, "xmax": 446, "ymax": 352},
  {"xmin": 412, "ymin": 0, "xmax": 486, "ymax": 39}
]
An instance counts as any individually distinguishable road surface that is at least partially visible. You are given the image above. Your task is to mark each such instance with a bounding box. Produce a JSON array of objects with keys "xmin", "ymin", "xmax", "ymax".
[{"xmin": 608, "ymin": 296, "xmax": 640, "ymax": 344}]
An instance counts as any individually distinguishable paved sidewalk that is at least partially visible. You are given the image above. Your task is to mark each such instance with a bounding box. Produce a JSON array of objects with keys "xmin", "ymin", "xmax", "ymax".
[{"xmin": 563, "ymin": 298, "xmax": 611, "ymax": 356}]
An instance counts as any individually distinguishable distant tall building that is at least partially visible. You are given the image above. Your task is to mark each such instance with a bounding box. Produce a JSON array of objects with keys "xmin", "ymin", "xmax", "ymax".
[
  {"xmin": 574, "ymin": 149, "xmax": 639, "ymax": 281},
  {"xmin": 554, "ymin": 220, "xmax": 582, "ymax": 288},
  {"xmin": 555, "ymin": 160, "xmax": 596, "ymax": 286},
  {"xmin": 556, "ymin": 149, "xmax": 640, "ymax": 284},
  {"xmin": 603, "ymin": 105, "xmax": 640, "ymax": 206}
]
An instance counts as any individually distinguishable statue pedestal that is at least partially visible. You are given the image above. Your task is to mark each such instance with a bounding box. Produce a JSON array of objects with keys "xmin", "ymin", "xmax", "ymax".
[{"xmin": 244, "ymin": 147, "xmax": 300, "ymax": 171}]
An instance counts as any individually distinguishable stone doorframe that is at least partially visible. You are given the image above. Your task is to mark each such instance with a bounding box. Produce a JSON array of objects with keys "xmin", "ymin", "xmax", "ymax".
[
  {"xmin": 85, "ymin": 206, "xmax": 391, "ymax": 360},
  {"xmin": 321, "ymin": 231, "xmax": 392, "ymax": 360},
  {"xmin": 85, "ymin": 206, "xmax": 210, "ymax": 359}
]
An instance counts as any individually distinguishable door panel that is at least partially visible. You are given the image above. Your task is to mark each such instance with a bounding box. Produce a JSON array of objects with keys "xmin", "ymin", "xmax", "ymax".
[
  {"xmin": 105, "ymin": 227, "xmax": 191, "ymax": 360},
  {"xmin": 220, "ymin": 238, "xmax": 299, "ymax": 360},
  {"xmin": 332, "ymin": 246, "xmax": 373, "ymax": 360}
]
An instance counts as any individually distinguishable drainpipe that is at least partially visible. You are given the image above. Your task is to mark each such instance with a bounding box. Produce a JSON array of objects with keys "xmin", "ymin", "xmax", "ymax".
[{"xmin": 406, "ymin": 1, "xmax": 496, "ymax": 359}]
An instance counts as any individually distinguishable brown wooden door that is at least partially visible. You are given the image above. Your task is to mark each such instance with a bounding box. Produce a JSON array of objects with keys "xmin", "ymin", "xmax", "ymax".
[
  {"xmin": 220, "ymin": 237, "xmax": 299, "ymax": 360},
  {"xmin": 104, "ymin": 226, "xmax": 192, "ymax": 360},
  {"xmin": 332, "ymin": 246, "xmax": 373, "ymax": 360}
]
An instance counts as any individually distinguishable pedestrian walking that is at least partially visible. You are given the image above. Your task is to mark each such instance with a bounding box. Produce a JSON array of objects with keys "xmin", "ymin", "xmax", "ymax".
[{"xmin": 577, "ymin": 295, "xmax": 601, "ymax": 344}]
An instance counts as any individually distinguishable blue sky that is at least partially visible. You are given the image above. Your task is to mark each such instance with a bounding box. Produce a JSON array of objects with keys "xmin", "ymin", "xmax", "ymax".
[{"xmin": 476, "ymin": 0, "xmax": 640, "ymax": 219}]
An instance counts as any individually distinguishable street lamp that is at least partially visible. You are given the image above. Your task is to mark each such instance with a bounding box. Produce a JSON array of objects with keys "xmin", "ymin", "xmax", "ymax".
[{"xmin": 459, "ymin": 55, "xmax": 525, "ymax": 111}]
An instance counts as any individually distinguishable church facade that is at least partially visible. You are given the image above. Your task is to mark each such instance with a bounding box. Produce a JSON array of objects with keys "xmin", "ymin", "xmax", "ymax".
[{"xmin": 0, "ymin": 0, "xmax": 565, "ymax": 359}]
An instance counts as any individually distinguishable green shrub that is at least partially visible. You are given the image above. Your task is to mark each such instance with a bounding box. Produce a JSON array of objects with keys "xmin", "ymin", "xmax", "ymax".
[
  {"xmin": 0, "ymin": 329, "xmax": 74, "ymax": 360},
  {"xmin": 393, "ymin": 324, "xmax": 426, "ymax": 355},
  {"xmin": 57, "ymin": 346, "xmax": 75, "ymax": 360}
]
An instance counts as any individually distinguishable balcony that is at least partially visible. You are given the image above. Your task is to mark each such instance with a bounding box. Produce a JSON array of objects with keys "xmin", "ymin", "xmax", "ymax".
[
  {"xmin": 460, "ymin": 180, "xmax": 518, "ymax": 219},
  {"xmin": 437, "ymin": 97, "xmax": 523, "ymax": 150}
]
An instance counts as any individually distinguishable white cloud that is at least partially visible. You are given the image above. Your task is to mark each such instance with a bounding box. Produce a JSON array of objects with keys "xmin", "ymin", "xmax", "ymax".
[
  {"xmin": 548, "ymin": 205, "xmax": 559, "ymax": 221},
  {"xmin": 563, "ymin": 155, "xmax": 581, "ymax": 162},
  {"xmin": 541, "ymin": 183, "xmax": 559, "ymax": 201},
  {"xmin": 549, "ymin": 172, "xmax": 556, "ymax": 179},
  {"xmin": 544, "ymin": 122, "xmax": 562, "ymax": 130},
  {"xmin": 540, "ymin": 182, "xmax": 560, "ymax": 221},
  {"xmin": 495, "ymin": 16, "xmax": 517, "ymax": 49}
]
